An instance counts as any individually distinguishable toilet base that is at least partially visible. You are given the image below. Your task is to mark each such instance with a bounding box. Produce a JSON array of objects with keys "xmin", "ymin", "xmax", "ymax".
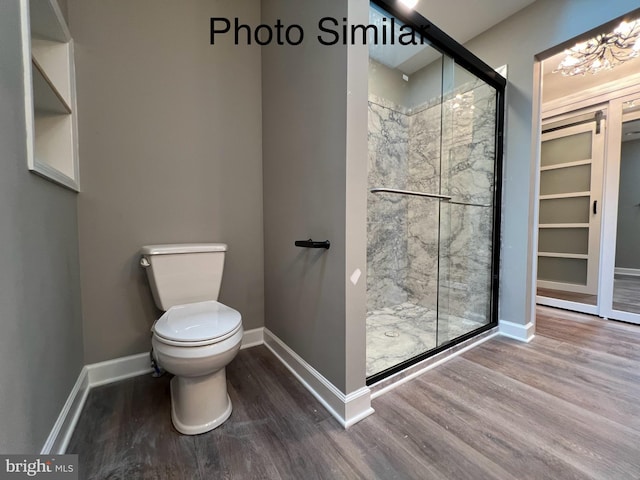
[{"xmin": 169, "ymin": 369, "xmax": 233, "ymax": 435}]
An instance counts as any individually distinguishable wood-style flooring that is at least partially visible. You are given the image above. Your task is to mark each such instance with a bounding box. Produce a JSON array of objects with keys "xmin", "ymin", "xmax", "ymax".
[
  {"xmin": 537, "ymin": 287, "xmax": 597, "ymax": 306},
  {"xmin": 68, "ymin": 308, "xmax": 640, "ymax": 479},
  {"xmin": 613, "ymin": 274, "xmax": 640, "ymax": 314},
  {"xmin": 538, "ymin": 274, "xmax": 640, "ymax": 314}
]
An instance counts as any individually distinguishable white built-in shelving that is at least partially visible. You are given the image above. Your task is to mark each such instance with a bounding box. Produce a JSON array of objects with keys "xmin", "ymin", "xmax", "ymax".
[{"xmin": 22, "ymin": 0, "xmax": 79, "ymax": 191}]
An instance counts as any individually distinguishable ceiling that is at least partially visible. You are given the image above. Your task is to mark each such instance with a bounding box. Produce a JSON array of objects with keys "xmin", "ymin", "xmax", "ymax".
[
  {"xmin": 413, "ymin": 0, "xmax": 537, "ymax": 45},
  {"xmin": 542, "ymin": 50, "xmax": 640, "ymax": 103},
  {"xmin": 369, "ymin": 0, "xmax": 537, "ymax": 74}
]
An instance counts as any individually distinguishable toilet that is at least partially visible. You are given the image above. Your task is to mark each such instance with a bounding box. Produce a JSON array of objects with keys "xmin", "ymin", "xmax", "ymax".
[{"xmin": 140, "ymin": 243, "xmax": 243, "ymax": 435}]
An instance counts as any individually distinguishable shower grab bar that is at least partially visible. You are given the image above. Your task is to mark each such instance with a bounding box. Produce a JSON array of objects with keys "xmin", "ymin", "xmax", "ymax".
[
  {"xmin": 448, "ymin": 200, "xmax": 492, "ymax": 208},
  {"xmin": 294, "ymin": 239, "xmax": 331, "ymax": 249},
  {"xmin": 370, "ymin": 188, "xmax": 452, "ymax": 201},
  {"xmin": 371, "ymin": 188, "xmax": 491, "ymax": 207}
]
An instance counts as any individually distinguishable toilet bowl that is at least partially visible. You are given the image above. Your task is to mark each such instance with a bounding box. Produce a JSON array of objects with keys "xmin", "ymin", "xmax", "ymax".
[
  {"xmin": 151, "ymin": 300, "xmax": 243, "ymax": 435},
  {"xmin": 140, "ymin": 243, "xmax": 242, "ymax": 435}
]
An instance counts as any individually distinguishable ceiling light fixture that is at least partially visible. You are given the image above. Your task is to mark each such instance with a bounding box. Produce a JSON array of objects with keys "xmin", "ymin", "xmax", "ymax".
[
  {"xmin": 398, "ymin": 0, "xmax": 419, "ymax": 10},
  {"xmin": 554, "ymin": 18, "xmax": 640, "ymax": 76}
]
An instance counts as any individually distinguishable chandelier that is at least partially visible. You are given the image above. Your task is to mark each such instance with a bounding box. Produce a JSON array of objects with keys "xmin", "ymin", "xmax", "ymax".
[{"xmin": 554, "ymin": 19, "xmax": 640, "ymax": 76}]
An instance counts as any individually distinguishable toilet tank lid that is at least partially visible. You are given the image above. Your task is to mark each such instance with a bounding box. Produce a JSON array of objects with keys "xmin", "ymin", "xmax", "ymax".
[{"xmin": 140, "ymin": 243, "xmax": 227, "ymax": 255}]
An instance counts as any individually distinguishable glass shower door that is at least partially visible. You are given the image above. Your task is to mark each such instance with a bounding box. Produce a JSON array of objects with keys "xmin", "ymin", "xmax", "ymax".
[
  {"xmin": 437, "ymin": 61, "xmax": 498, "ymax": 346},
  {"xmin": 365, "ymin": 4, "xmax": 447, "ymax": 377},
  {"xmin": 364, "ymin": 0, "xmax": 504, "ymax": 383}
]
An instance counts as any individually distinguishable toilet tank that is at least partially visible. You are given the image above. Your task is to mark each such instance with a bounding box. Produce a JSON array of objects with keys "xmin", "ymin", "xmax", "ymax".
[{"xmin": 140, "ymin": 243, "xmax": 227, "ymax": 311}]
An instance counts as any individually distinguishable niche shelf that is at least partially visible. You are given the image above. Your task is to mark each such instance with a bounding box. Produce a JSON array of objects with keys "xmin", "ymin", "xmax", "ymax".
[{"xmin": 22, "ymin": 0, "xmax": 79, "ymax": 191}]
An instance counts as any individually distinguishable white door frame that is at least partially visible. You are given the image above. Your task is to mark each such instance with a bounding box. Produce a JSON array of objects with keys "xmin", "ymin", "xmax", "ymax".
[
  {"xmin": 599, "ymin": 94, "xmax": 640, "ymax": 325},
  {"xmin": 534, "ymin": 78, "xmax": 640, "ymax": 323}
]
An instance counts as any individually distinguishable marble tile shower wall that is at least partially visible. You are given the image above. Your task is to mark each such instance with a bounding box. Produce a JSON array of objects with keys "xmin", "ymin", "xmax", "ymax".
[
  {"xmin": 367, "ymin": 82, "xmax": 496, "ymax": 326},
  {"xmin": 439, "ymin": 83, "xmax": 496, "ymax": 324},
  {"xmin": 367, "ymin": 95, "xmax": 410, "ymax": 309},
  {"xmin": 405, "ymin": 98, "xmax": 442, "ymax": 312}
]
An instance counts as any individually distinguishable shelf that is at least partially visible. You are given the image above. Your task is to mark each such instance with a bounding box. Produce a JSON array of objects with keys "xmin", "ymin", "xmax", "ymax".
[
  {"xmin": 32, "ymin": 58, "xmax": 71, "ymax": 114},
  {"xmin": 539, "ymin": 191, "xmax": 590, "ymax": 200},
  {"xmin": 537, "ymin": 252, "xmax": 588, "ymax": 260},
  {"xmin": 22, "ymin": 0, "xmax": 79, "ymax": 192},
  {"xmin": 31, "ymin": 37, "xmax": 72, "ymax": 104},
  {"xmin": 540, "ymin": 159, "xmax": 592, "ymax": 171},
  {"xmin": 539, "ymin": 223, "xmax": 589, "ymax": 229}
]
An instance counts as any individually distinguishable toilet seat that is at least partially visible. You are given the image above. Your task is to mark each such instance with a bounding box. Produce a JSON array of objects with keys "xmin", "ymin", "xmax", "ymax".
[{"xmin": 152, "ymin": 300, "xmax": 242, "ymax": 347}]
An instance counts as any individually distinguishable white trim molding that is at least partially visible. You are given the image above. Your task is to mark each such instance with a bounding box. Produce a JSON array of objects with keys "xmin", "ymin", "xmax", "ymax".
[
  {"xmin": 40, "ymin": 367, "xmax": 90, "ymax": 455},
  {"xmin": 43, "ymin": 327, "xmax": 266, "ymax": 454},
  {"xmin": 536, "ymin": 295, "xmax": 599, "ymax": 316},
  {"xmin": 615, "ymin": 267, "xmax": 640, "ymax": 277},
  {"xmin": 543, "ymin": 72, "xmax": 640, "ymax": 118},
  {"xmin": 41, "ymin": 353, "xmax": 153, "ymax": 455},
  {"xmin": 499, "ymin": 319, "xmax": 535, "ymax": 342},
  {"xmin": 263, "ymin": 328, "xmax": 374, "ymax": 429},
  {"xmin": 240, "ymin": 327, "xmax": 264, "ymax": 349},
  {"xmin": 86, "ymin": 352, "xmax": 154, "ymax": 388}
]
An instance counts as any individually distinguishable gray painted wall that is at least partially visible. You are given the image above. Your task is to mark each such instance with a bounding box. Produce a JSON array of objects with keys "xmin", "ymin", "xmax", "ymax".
[
  {"xmin": 370, "ymin": 52, "xmax": 474, "ymax": 112},
  {"xmin": 0, "ymin": 0, "xmax": 83, "ymax": 453},
  {"xmin": 616, "ymin": 139, "xmax": 640, "ymax": 269},
  {"xmin": 368, "ymin": 56, "xmax": 442, "ymax": 110},
  {"xmin": 68, "ymin": 0, "xmax": 264, "ymax": 363},
  {"xmin": 441, "ymin": 0, "xmax": 640, "ymax": 327},
  {"xmin": 262, "ymin": 0, "xmax": 368, "ymax": 393},
  {"xmin": 344, "ymin": 0, "xmax": 369, "ymax": 393},
  {"xmin": 369, "ymin": 59, "xmax": 409, "ymax": 107},
  {"xmin": 405, "ymin": 58, "xmax": 444, "ymax": 108}
]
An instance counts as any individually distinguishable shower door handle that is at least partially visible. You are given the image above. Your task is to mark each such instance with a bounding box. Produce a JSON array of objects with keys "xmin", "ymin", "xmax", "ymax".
[{"xmin": 370, "ymin": 188, "xmax": 452, "ymax": 201}]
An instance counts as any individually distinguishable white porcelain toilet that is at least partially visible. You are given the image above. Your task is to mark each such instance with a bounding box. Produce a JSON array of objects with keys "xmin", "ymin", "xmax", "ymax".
[{"xmin": 140, "ymin": 243, "xmax": 243, "ymax": 435}]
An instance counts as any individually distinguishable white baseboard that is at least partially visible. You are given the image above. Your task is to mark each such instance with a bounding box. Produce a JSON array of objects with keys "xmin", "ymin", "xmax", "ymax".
[
  {"xmin": 241, "ymin": 327, "xmax": 264, "ymax": 349},
  {"xmin": 263, "ymin": 328, "xmax": 374, "ymax": 429},
  {"xmin": 41, "ymin": 367, "xmax": 90, "ymax": 455},
  {"xmin": 43, "ymin": 327, "xmax": 266, "ymax": 454},
  {"xmin": 615, "ymin": 267, "xmax": 640, "ymax": 277},
  {"xmin": 499, "ymin": 319, "xmax": 535, "ymax": 342},
  {"xmin": 41, "ymin": 353, "xmax": 153, "ymax": 455},
  {"xmin": 87, "ymin": 352, "xmax": 154, "ymax": 388}
]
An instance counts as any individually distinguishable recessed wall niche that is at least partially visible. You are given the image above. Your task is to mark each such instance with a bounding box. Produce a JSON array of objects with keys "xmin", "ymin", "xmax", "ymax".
[{"xmin": 22, "ymin": 0, "xmax": 79, "ymax": 191}]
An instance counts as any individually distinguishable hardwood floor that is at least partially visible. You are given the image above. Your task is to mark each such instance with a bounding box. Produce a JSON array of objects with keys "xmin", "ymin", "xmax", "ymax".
[
  {"xmin": 537, "ymin": 287, "xmax": 597, "ymax": 306},
  {"xmin": 538, "ymin": 274, "xmax": 640, "ymax": 314},
  {"xmin": 613, "ymin": 274, "xmax": 640, "ymax": 314},
  {"xmin": 68, "ymin": 308, "xmax": 640, "ymax": 479}
]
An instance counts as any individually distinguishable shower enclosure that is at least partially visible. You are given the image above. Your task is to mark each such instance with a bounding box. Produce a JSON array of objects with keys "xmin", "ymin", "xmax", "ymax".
[{"xmin": 366, "ymin": 1, "xmax": 505, "ymax": 382}]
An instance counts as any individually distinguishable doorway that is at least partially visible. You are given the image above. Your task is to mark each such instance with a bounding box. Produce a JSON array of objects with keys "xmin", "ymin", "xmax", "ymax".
[{"xmin": 535, "ymin": 14, "xmax": 640, "ymax": 324}]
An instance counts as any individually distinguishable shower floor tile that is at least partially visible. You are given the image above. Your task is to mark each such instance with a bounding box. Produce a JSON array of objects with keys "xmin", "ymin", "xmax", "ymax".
[{"xmin": 366, "ymin": 302, "xmax": 485, "ymax": 377}]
